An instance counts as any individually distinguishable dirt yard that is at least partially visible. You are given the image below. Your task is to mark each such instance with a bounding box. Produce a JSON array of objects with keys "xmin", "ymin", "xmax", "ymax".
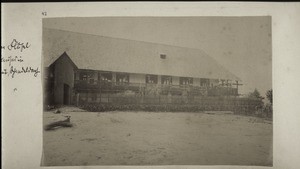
[{"xmin": 42, "ymin": 106, "xmax": 272, "ymax": 166}]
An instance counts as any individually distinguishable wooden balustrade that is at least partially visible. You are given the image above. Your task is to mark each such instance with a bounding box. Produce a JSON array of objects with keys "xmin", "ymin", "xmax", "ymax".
[{"xmin": 74, "ymin": 79, "xmax": 238, "ymax": 96}]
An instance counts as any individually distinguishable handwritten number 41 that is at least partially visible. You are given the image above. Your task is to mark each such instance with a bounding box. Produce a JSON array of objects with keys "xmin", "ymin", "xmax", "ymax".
[{"xmin": 42, "ymin": 12, "xmax": 47, "ymax": 16}]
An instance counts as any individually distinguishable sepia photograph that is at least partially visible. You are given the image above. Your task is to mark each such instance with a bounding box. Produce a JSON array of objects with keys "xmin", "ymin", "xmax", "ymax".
[{"xmin": 42, "ymin": 17, "xmax": 273, "ymax": 166}]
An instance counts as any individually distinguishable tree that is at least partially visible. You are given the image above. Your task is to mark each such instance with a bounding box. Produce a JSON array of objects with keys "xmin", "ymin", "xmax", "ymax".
[
  {"xmin": 266, "ymin": 89, "xmax": 273, "ymax": 104},
  {"xmin": 248, "ymin": 88, "xmax": 264, "ymax": 99},
  {"xmin": 248, "ymin": 88, "xmax": 264, "ymax": 109}
]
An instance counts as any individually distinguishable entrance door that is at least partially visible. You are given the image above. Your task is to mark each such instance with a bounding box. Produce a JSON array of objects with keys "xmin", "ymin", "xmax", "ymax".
[{"xmin": 63, "ymin": 84, "xmax": 70, "ymax": 105}]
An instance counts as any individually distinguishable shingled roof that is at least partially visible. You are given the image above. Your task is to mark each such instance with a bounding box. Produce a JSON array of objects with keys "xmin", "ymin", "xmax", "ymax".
[{"xmin": 43, "ymin": 28, "xmax": 240, "ymax": 81}]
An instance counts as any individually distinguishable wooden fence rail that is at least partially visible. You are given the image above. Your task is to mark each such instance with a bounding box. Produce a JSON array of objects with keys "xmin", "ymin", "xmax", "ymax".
[{"xmin": 74, "ymin": 94, "xmax": 262, "ymax": 114}]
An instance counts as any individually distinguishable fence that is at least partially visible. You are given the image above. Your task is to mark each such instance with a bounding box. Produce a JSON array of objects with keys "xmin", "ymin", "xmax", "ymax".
[{"xmin": 74, "ymin": 93, "xmax": 262, "ymax": 115}]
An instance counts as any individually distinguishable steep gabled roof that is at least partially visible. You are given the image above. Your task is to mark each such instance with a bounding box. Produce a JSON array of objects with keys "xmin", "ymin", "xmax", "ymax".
[
  {"xmin": 49, "ymin": 51, "xmax": 78, "ymax": 69},
  {"xmin": 43, "ymin": 28, "xmax": 240, "ymax": 81}
]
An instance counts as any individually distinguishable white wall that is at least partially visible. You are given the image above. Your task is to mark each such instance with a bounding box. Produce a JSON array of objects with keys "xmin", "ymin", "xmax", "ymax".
[
  {"xmin": 194, "ymin": 78, "xmax": 200, "ymax": 86},
  {"xmin": 130, "ymin": 73, "xmax": 145, "ymax": 84},
  {"xmin": 172, "ymin": 76, "xmax": 180, "ymax": 85}
]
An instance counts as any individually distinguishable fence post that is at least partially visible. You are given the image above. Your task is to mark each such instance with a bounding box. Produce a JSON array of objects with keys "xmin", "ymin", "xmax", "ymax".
[
  {"xmin": 142, "ymin": 86, "xmax": 145, "ymax": 104},
  {"xmin": 99, "ymin": 90, "xmax": 101, "ymax": 103}
]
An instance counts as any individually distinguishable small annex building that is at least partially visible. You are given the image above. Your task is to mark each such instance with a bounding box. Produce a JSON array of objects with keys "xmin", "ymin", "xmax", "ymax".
[{"xmin": 44, "ymin": 52, "xmax": 78, "ymax": 105}]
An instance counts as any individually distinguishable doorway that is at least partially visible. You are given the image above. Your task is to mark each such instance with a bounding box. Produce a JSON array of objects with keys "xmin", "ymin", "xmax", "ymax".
[{"xmin": 63, "ymin": 84, "xmax": 70, "ymax": 105}]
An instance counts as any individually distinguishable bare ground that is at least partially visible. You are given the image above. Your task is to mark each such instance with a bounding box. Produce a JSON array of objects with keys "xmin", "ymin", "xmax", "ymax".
[{"xmin": 42, "ymin": 106, "xmax": 272, "ymax": 166}]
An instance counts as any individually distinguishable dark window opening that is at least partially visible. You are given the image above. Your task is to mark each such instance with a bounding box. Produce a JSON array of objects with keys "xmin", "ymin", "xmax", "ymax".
[
  {"xmin": 45, "ymin": 65, "xmax": 55, "ymax": 80},
  {"xmin": 80, "ymin": 72, "xmax": 93, "ymax": 81},
  {"xmin": 146, "ymin": 74, "xmax": 158, "ymax": 84},
  {"xmin": 116, "ymin": 73, "xmax": 129, "ymax": 84},
  {"xmin": 200, "ymin": 78, "xmax": 210, "ymax": 87},
  {"xmin": 160, "ymin": 54, "xmax": 166, "ymax": 59},
  {"xmin": 99, "ymin": 72, "xmax": 113, "ymax": 83},
  {"xmin": 80, "ymin": 72, "xmax": 87, "ymax": 81},
  {"xmin": 210, "ymin": 79, "xmax": 219, "ymax": 87},
  {"xmin": 161, "ymin": 75, "xmax": 172, "ymax": 85},
  {"xmin": 180, "ymin": 77, "xmax": 193, "ymax": 85}
]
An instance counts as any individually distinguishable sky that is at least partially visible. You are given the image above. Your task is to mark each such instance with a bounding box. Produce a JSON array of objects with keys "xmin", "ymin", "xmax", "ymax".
[{"xmin": 43, "ymin": 17, "xmax": 272, "ymax": 96}]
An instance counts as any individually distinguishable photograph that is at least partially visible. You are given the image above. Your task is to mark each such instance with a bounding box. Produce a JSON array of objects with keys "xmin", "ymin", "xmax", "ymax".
[{"xmin": 42, "ymin": 16, "xmax": 273, "ymax": 166}]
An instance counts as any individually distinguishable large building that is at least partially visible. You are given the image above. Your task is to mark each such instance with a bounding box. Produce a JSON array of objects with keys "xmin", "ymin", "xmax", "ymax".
[{"xmin": 43, "ymin": 28, "xmax": 241, "ymax": 106}]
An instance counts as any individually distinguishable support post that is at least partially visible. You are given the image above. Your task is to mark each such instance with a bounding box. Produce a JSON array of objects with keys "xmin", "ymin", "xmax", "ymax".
[
  {"xmin": 76, "ymin": 93, "xmax": 79, "ymax": 106},
  {"xmin": 232, "ymin": 80, "xmax": 243, "ymax": 96}
]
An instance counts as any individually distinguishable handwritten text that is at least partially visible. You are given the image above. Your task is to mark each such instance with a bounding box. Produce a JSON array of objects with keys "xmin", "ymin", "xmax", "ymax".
[{"xmin": 6, "ymin": 39, "xmax": 31, "ymax": 52}]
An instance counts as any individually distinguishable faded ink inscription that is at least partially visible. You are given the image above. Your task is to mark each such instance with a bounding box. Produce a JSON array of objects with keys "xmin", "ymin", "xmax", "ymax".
[{"xmin": 1, "ymin": 39, "xmax": 40, "ymax": 78}]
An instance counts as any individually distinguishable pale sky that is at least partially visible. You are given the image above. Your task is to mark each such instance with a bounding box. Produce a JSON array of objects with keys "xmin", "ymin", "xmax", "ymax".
[{"xmin": 43, "ymin": 17, "xmax": 272, "ymax": 96}]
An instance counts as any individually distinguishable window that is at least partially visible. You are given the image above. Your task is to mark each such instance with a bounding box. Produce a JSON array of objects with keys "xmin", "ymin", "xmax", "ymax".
[
  {"xmin": 45, "ymin": 66, "xmax": 55, "ymax": 80},
  {"xmin": 99, "ymin": 72, "xmax": 112, "ymax": 82},
  {"xmin": 210, "ymin": 79, "xmax": 219, "ymax": 87},
  {"xmin": 146, "ymin": 74, "xmax": 158, "ymax": 84},
  {"xmin": 180, "ymin": 77, "xmax": 193, "ymax": 85},
  {"xmin": 200, "ymin": 78, "xmax": 210, "ymax": 87},
  {"xmin": 79, "ymin": 71, "xmax": 94, "ymax": 81},
  {"xmin": 160, "ymin": 54, "xmax": 167, "ymax": 59},
  {"xmin": 79, "ymin": 71, "xmax": 96, "ymax": 84},
  {"xmin": 161, "ymin": 75, "xmax": 172, "ymax": 85},
  {"xmin": 80, "ymin": 72, "xmax": 88, "ymax": 81},
  {"xmin": 116, "ymin": 73, "xmax": 129, "ymax": 84}
]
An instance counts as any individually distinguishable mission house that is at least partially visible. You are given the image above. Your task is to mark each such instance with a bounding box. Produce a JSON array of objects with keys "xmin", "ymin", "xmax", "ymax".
[{"xmin": 43, "ymin": 28, "xmax": 241, "ymax": 106}]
